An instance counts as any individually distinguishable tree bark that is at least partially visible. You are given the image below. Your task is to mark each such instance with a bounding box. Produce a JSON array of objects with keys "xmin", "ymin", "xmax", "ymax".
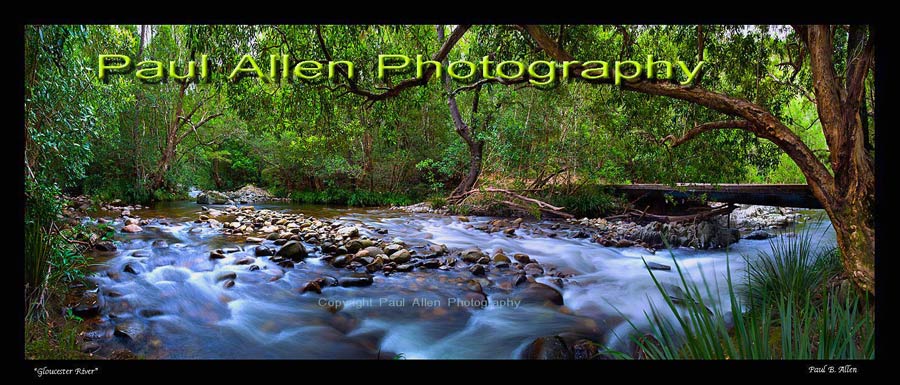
[
  {"xmin": 435, "ymin": 25, "xmax": 485, "ymax": 199},
  {"xmin": 521, "ymin": 24, "xmax": 875, "ymax": 293}
]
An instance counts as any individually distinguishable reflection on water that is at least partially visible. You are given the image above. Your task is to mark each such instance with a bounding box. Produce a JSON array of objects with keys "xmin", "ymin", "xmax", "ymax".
[{"xmin": 87, "ymin": 201, "xmax": 836, "ymax": 359}]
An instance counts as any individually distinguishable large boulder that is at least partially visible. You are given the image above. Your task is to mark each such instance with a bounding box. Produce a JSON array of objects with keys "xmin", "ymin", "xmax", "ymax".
[{"xmin": 196, "ymin": 190, "xmax": 230, "ymax": 205}]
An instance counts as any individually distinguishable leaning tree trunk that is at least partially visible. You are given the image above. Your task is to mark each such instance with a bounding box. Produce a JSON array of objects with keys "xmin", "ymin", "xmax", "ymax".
[
  {"xmin": 437, "ymin": 25, "xmax": 485, "ymax": 201},
  {"xmin": 451, "ymin": 139, "xmax": 483, "ymax": 197}
]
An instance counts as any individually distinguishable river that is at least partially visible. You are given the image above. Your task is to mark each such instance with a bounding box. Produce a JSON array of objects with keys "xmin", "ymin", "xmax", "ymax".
[{"xmin": 83, "ymin": 201, "xmax": 835, "ymax": 359}]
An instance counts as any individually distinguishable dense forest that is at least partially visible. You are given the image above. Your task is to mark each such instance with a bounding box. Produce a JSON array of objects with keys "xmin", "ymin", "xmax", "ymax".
[{"xmin": 24, "ymin": 24, "xmax": 875, "ymax": 361}]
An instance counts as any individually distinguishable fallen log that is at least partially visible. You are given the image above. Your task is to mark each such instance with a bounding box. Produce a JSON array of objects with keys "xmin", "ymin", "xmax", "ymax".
[{"xmin": 628, "ymin": 204, "xmax": 736, "ymax": 223}]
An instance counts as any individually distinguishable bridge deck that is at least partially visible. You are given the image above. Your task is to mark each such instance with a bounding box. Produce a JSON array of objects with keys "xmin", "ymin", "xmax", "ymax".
[{"xmin": 610, "ymin": 184, "xmax": 823, "ymax": 209}]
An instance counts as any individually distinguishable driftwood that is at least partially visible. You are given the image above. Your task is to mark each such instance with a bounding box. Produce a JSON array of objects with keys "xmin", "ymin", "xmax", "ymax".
[
  {"xmin": 453, "ymin": 188, "xmax": 574, "ymax": 219},
  {"xmin": 618, "ymin": 204, "xmax": 736, "ymax": 223}
]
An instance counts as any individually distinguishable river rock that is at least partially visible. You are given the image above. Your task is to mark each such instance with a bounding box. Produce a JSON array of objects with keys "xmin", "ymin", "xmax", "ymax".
[
  {"xmin": 123, "ymin": 263, "xmax": 140, "ymax": 275},
  {"xmin": 235, "ymin": 257, "xmax": 255, "ymax": 265},
  {"xmin": 337, "ymin": 226, "xmax": 359, "ymax": 238},
  {"xmin": 245, "ymin": 237, "xmax": 265, "ymax": 243},
  {"xmin": 151, "ymin": 240, "xmax": 169, "ymax": 248},
  {"xmin": 384, "ymin": 244, "xmax": 403, "ymax": 255},
  {"xmin": 122, "ymin": 224, "xmax": 142, "ymax": 233},
  {"xmin": 493, "ymin": 253, "xmax": 511, "ymax": 264},
  {"xmin": 94, "ymin": 241, "xmax": 117, "ymax": 252},
  {"xmin": 339, "ymin": 273, "xmax": 374, "ymax": 287},
  {"xmin": 461, "ymin": 248, "xmax": 486, "ymax": 263},
  {"xmin": 209, "ymin": 250, "xmax": 226, "ymax": 259},
  {"xmin": 389, "ymin": 249, "xmax": 411, "ymax": 264},
  {"xmin": 519, "ymin": 283, "xmax": 564, "ymax": 306},
  {"xmin": 395, "ymin": 263, "xmax": 414, "ymax": 272},
  {"xmin": 573, "ymin": 339, "xmax": 600, "ymax": 360},
  {"xmin": 331, "ymin": 255, "xmax": 350, "ymax": 268},
  {"xmin": 469, "ymin": 264, "xmax": 486, "ymax": 276},
  {"xmin": 254, "ymin": 245, "xmax": 274, "ymax": 256},
  {"xmin": 197, "ymin": 190, "xmax": 229, "ymax": 205},
  {"xmin": 428, "ymin": 244, "xmax": 449, "ymax": 256},
  {"xmin": 276, "ymin": 241, "xmax": 308, "ymax": 261},
  {"xmin": 744, "ymin": 229, "xmax": 774, "ymax": 240},
  {"xmin": 646, "ymin": 261, "xmax": 671, "ymax": 271},
  {"xmin": 363, "ymin": 246, "xmax": 385, "ymax": 257},
  {"xmin": 301, "ymin": 280, "xmax": 322, "ymax": 294},
  {"xmin": 422, "ymin": 259, "xmax": 441, "ymax": 269},
  {"xmin": 114, "ymin": 319, "xmax": 146, "ymax": 341},
  {"xmin": 72, "ymin": 293, "xmax": 101, "ymax": 319},
  {"xmin": 216, "ymin": 271, "xmax": 237, "ymax": 282},
  {"xmin": 524, "ymin": 263, "xmax": 544, "ymax": 276},
  {"xmin": 513, "ymin": 253, "xmax": 532, "ymax": 264},
  {"xmin": 520, "ymin": 336, "xmax": 572, "ymax": 360},
  {"xmin": 223, "ymin": 279, "xmax": 235, "ymax": 288},
  {"xmin": 80, "ymin": 341, "xmax": 101, "ymax": 354},
  {"xmin": 366, "ymin": 256, "xmax": 384, "ymax": 272},
  {"xmin": 345, "ymin": 240, "xmax": 364, "ymax": 253}
]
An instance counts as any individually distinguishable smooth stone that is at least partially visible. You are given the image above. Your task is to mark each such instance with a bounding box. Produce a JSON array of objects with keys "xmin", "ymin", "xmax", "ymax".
[
  {"xmin": 520, "ymin": 336, "xmax": 572, "ymax": 360},
  {"xmin": 94, "ymin": 241, "xmax": 117, "ymax": 252},
  {"xmin": 131, "ymin": 250, "xmax": 151, "ymax": 258},
  {"xmin": 519, "ymin": 283, "xmax": 564, "ymax": 306},
  {"xmin": 524, "ymin": 263, "xmax": 544, "ymax": 276},
  {"xmin": 114, "ymin": 319, "xmax": 146, "ymax": 341},
  {"xmin": 339, "ymin": 273, "xmax": 374, "ymax": 287},
  {"xmin": 395, "ymin": 263, "xmax": 414, "ymax": 272},
  {"xmin": 513, "ymin": 253, "xmax": 532, "ymax": 264},
  {"xmin": 235, "ymin": 257, "xmax": 255, "ymax": 265},
  {"xmin": 216, "ymin": 272, "xmax": 237, "ymax": 282},
  {"xmin": 254, "ymin": 245, "xmax": 274, "ymax": 256},
  {"xmin": 121, "ymin": 224, "xmax": 142, "ymax": 233},
  {"xmin": 744, "ymin": 229, "xmax": 774, "ymax": 240},
  {"xmin": 151, "ymin": 240, "xmax": 168, "ymax": 248},
  {"xmin": 469, "ymin": 264, "xmax": 486, "ymax": 276},
  {"xmin": 275, "ymin": 241, "xmax": 308, "ymax": 261},
  {"xmin": 389, "ymin": 249, "xmax": 411, "ymax": 264},
  {"xmin": 246, "ymin": 237, "xmax": 265, "ymax": 243},
  {"xmin": 646, "ymin": 262, "xmax": 671, "ymax": 271},
  {"xmin": 461, "ymin": 248, "xmax": 485, "ymax": 263}
]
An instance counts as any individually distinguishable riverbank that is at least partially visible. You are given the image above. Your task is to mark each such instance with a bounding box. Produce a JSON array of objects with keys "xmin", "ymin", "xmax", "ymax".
[{"xmin": 41, "ymin": 195, "xmax": 828, "ymax": 360}]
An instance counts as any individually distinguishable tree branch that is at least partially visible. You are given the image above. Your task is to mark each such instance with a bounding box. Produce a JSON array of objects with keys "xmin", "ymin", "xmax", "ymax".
[
  {"xmin": 522, "ymin": 24, "xmax": 835, "ymax": 205},
  {"xmin": 664, "ymin": 120, "xmax": 755, "ymax": 147},
  {"xmin": 316, "ymin": 24, "xmax": 471, "ymax": 103}
]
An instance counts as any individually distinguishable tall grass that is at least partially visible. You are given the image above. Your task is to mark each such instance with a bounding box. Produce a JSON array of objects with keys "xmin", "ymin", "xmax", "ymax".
[
  {"xmin": 623, "ymin": 230, "xmax": 874, "ymax": 359},
  {"xmin": 24, "ymin": 222, "xmax": 52, "ymax": 319}
]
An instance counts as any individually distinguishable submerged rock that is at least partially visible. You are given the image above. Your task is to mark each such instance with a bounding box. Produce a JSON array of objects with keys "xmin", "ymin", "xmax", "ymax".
[
  {"xmin": 520, "ymin": 336, "xmax": 572, "ymax": 360},
  {"xmin": 339, "ymin": 273, "xmax": 374, "ymax": 287}
]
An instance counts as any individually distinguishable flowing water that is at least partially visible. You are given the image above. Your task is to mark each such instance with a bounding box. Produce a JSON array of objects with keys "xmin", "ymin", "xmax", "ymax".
[{"xmin": 85, "ymin": 201, "xmax": 835, "ymax": 359}]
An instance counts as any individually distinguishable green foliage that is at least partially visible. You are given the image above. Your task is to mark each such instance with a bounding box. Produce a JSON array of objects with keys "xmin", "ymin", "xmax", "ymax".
[
  {"xmin": 290, "ymin": 188, "xmax": 414, "ymax": 207},
  {"xmin": 543, "ymin": 185, "xmax": 621, "ymax": 217},
  {"xmin": 622, "ymin": 234, "xmax": 874, "ymax": 360},
  {"xmin": 743, "ymin": 230, "xmax": 833, "ymax": 308},
  {"xmin": 24, "ymin": 222, "xmax": 53, "ymax": 317},
  {"xmin": 25, "ymin": 319, "xmax": 89, "ymax": 360}
]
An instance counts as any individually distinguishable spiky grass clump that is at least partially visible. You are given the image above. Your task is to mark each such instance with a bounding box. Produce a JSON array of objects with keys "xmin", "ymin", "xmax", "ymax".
[{"xmin": 625, "ymin": 230, "xmax": 874, "ymax": 359}]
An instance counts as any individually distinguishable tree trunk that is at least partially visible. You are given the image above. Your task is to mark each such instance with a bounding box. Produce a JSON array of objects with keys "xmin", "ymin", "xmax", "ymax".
[
  {"xmin": 452, "ymin": 140, "xmax": 483, "ymax": 197},
  {"xmin": 829, "ymin": 194, "xmax": 875, "ymax": 293}
]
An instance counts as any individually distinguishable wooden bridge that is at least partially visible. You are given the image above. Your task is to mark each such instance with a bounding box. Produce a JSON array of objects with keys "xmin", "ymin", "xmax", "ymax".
[{"xmin": 610, "ymin": 184, "xmax": 823, "ymax": 209}]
